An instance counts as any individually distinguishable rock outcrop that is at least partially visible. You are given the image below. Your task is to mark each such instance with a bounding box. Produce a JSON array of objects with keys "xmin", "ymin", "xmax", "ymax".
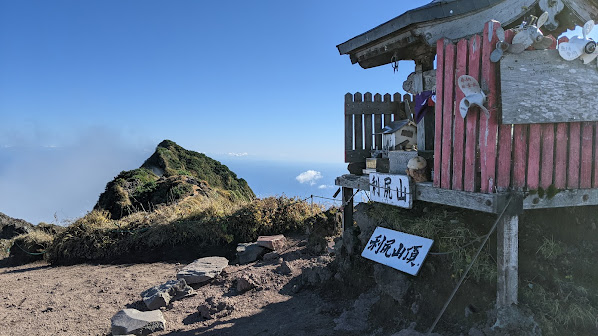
[
  {"xmin": 95, "ymin": 140, "xmax": 255, "ymax": 219},
  {"xmin": 140, "ymin": 279, "xmax": 193, "ymax": 310},
  {"xmin": 176, "ymin": 257, "xmax": 229, "ymax": 285},
  {"xmin": 111, "ymin": 309, "xmax": 165, "ymax": 335},
  {"xmin": 0, "ymin": 212, "xmax": 33, "ymax": 240}
]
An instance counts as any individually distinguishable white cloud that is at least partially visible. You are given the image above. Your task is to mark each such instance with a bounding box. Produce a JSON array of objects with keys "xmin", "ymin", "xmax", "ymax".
[
  {"xmin": 296, "ymin": 170, "xmax": 323, "ymax": 185},
  {"xmin": 318, "ymin": 184, "xmax": 334, "ymax": 189},
  {"xmin": 227, "ymin": 152, "xmax": 248, "ymax": 157}
]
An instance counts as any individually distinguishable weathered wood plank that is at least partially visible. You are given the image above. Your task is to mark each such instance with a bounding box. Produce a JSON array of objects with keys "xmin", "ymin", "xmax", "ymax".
[
  {"xmin": 345, "ymin": 93, "xmax": 354, "ymax": 163},
  {"xmin": 374, "ymin": 112, "xmax": 383, "ymax": 150},
  {"xmin": 512, "ymin": 125, "xmax": 528, "ymax": 189},
  {"xmin": 480, "ymin": 20, "xmax": 500, "ymax": 193},
  {"xmin": 364, "ymin": 93, "xmax": 373, "ymax": 151},
  {"xmin": 580, "ymin": 122, "xmax": 593, "ymax": 188},
  {"xmin": 452, "ymin": 39, "xmax": 468, "ymax": 191},
  {"xmin": 345, "ymin": 101, "xmax": 401, "ymax": 115},
  {"xmin": 497, "ymin": 213, "xmax": 519, "ymax": 308},
  {"xmin": 554, "ymin": 123, "xmax": 568, "ymax": 189},
  {"xmin": 527, "ymin": 124, "xmax": 541, "ymax": 190},
  {"xmin": 441, "ymin": 42, "xmax": 456, "ymax": 189},
  {"xmin": 334, "ymin": 174, "xmax": 509, "ymax": 214},
  {"xmin": 496, "ymin": 123, "xmax": 513, "ymax": 191},
  {"xmin": 384, "ymin": 112, "xmax": 392, "ymax": 127},
  {"xmin": 523, "ymin": 188, "xmax": 598, "ymax": 209},
  {"xmin": 568, "ymin": 122, "xmax": 581, "ymax": 189},
  {"xmin": 391, "ymin": 93, "xmax": 401, "ymax": 120},
  {"xmin": 501, "ymin": 50, "xmax": 598, "ymax": 124},
  {"xmin": 498, "ymin": 29, "xmax": 516, "ymax": 191},
  {"xmin": 464, "ymin": 35, "xmax": 482, "ymax": 192},
  {"xmin": 354, "ymin": 93, "xmax": 364, "ymax": 152},
  {"xmin": 434, "ymin": 38, "xmax": 445, "ymax": 188},
  {"xmin": 540, "ymin": 124, "xmax": 555, "ymax": 189}
]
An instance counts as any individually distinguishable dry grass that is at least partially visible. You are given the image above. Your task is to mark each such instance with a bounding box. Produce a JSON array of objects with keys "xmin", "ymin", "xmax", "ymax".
[{"xmin": 47, "ymin": 194, "xmax": 328, "ymax": 265}]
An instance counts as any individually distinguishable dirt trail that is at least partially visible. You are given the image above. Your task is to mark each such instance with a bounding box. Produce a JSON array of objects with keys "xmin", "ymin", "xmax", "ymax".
[{"xmin": 0, "ymin": 237, "xmax": 351, "ymax": 336}]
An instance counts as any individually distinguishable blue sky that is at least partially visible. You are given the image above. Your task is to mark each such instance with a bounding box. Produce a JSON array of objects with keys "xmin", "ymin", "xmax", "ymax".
[{"xmin": 0, "ymin": 1, "xmax": 595, "ymax": 224}]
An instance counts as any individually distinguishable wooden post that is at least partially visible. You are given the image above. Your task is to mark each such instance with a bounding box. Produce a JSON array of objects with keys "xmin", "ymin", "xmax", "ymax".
[
  {"xmin": 342, "ymin": 187, "xmax": 354, "ymax": 231},
  {"xmin": 497, "ymin": 213, "xmax": 519, "ymax": 307}
]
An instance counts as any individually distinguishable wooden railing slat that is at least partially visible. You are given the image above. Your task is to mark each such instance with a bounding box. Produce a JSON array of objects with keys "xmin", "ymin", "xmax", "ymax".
[
  {"xmin": 567, "ymin": 122, "xmax": 581, "ymax": 189},
  {"xmin": 441, "ymin": 42, "xmax": 456, "ymax": 189},
  {"xmin": 364, "ymin": 93, "xmax": 373, "ymax": 151},
  {"xmin": 434, "ymin": 38, "xmax": 445, "ymax": 188},
  {"xmin": 464, "ymin": 35, "xmax": 482, "ymax": 192},
  {"xmin": 452, "ymin": 39, "xmax": 468, "ymax": 190},
  {"xmin": 554, "ymin": 123, "xmax": 568, "ymax": 189},
  {"xmin": 526, "ymin": 124, "xmax": 541, "ymax": 190},
  {"xmin": 479, "ymin": 20, "xmax": 500, "ymax": 193},
  {"xmin": 354, "ymin": 92, "xmax": 363, "ymax": 152},
  {"xmin": 580, "ymin": 122, "xmax": 593, "ymax": 188},
  {"xmin": 540, "ymin": 124, "xmax": 555, "ymax": 189}
]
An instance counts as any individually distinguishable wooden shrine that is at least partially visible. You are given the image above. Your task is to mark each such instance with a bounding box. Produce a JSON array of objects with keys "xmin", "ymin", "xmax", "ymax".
[{"xmin": 334, "ymin": 0, "xmax": 598, "ymax": 315}]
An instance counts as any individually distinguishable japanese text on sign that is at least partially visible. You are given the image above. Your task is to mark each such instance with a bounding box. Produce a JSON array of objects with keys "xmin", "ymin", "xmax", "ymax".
[
  {"xmin": 361, "ymin": 227, "xmax": 433, "ymax": 276},
  {"xmin": 370, "ymin": 173, "xmax": 412, "ymax": 209}
]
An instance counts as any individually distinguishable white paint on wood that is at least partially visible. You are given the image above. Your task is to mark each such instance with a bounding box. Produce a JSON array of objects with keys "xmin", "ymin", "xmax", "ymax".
[
  {"xmin": 369, "ymin": 173, "xmax": 413, "ymax": 208},
  {"xmin": 497, "ymin": 214, "xmax": 518, "ymax": 307},
  {"xmin": 361, "ymin": 226, "xmax": 433, "ymax": 276},
  {"xmin": 500, "ymin": 50, "xmax": 598, "ymax": 124}
]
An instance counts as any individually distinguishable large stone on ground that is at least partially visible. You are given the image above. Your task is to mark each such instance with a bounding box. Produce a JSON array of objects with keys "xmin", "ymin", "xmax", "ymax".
[
  {"xmin": 111, "ymin": 309, "xmax": 165, "ymax": 335},
  {"xmin": 236, "ymin": 243, "xmax": 266, "ymax": 264},
  {"xmin": 256, "ymin": 234, "xmax": 287, "ymax": 251},
  {"xmin": 176, "ymin": 257, "xmax": 228, "ymax": 285},
  {"xmin": 141, "ymin": 279, "xmax": 193, "ymax": 310}
]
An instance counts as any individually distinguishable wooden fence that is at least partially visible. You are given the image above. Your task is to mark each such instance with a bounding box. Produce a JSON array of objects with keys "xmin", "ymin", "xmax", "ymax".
[
  {"xmin": 434, "ymin": 20, "xmax": 598, "ymax": 193},
  {"xmin": 344, "ymin": 92, "xmax": 412, "ymax": 163}
]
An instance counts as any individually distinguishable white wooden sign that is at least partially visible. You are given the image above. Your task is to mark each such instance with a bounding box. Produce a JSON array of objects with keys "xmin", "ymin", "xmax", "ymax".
[
  {"xmin": 362, "ymin": 226, "xmax": 433, "ymax": 276},
  {"xmin": 369, "ymin": 173, "xmax": 413, "ymax": 209}
]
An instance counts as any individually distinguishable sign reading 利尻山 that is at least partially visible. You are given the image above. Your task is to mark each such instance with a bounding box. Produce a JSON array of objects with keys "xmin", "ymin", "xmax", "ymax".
[
  {"xmin": 369, "ymin": 173, "xmax": 413, "ymax": 209},
  {"xmin": 362, "ymin": 227, "xmax": 433, "ymax": 276}
]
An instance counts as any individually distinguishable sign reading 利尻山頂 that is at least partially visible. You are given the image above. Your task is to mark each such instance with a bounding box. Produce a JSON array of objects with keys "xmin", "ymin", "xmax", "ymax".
[
  {"xmin": 362, "ymin": 227, "xmax": 433, "ymax": 276},
  {"xmin": 369, "ymin": 173, "xmax": 413, "ymax": 209}
]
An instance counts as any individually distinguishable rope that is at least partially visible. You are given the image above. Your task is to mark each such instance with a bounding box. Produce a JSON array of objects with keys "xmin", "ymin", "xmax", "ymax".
[
  {"xmin": 13, "ymin": 242, "xmax": 47, "ymax": 256},
  {"xmin": 427, "ymin": 195, "xmax": 514, "ymax": 334},
  {"xmin": 310, "ymin": 195, "xmax": 342, "ymax": 203}
]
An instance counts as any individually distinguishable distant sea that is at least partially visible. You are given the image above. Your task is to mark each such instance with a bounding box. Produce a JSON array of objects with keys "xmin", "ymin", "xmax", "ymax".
[
  {"xmin": 213, "ymin": 156, "xmax": 353, "ymax": 206},
  {"xmin": 0, "ymin": 147, "xmax": 359, "ymax": 225}
]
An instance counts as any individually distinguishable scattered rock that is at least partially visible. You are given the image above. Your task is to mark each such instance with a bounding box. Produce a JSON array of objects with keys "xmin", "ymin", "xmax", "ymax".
[
  {"xmin": 235, "ymin": 274, "xmax": 258, "ymax": 293},
  {"xmin": 256, "ymin": 235, "xmax": 287, "ymax": 251},
  {"xmin": 468, "ymin": 327, "xmax": 485, "ymax": 336},
  {"xmin": 491, "ymin": 306, "xmax": 541, "ymax": 336},
  {"xmin": 197, "ymin": 297, "xmax": 233, "ymax": 319},
  {"xmin": 373, "ymin": 264, "xmax": 411, "ymax": 303},
  {"xmin": 140, "ymin": 279, "xmax": 193, "ymax": 310},
  {"xmin": 302, "ymin": 265, "xmax": 333, "ymax": 286},
  {"xmin": 355, "ymin": 203, "xmax": 380, "ymax": 247},
  {"xmin": 236, "ymin": 243, "xmax": 266, "ymax": 264},
  {"xmin": 334, "ymin": 290, "xmax": 380, "ymax": 332},
  {"xmin": 111, "ymin": 308, "xmax": 165, "ymax": 335},
  {"xmin": 275, "ymin": 260, "xmax": 295, "ymax": 275},
  {"xmin": 263, "ymin": 251, "xmax": 280, "ymax": 261},
  {"xmin": 176, "ymin": 257, "xmax": 229, "ymax": 285}
]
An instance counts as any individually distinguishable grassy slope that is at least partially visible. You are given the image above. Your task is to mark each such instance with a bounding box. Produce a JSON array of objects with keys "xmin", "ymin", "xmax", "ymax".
[{"xmin": 95, "ymin": 140, "xmax": 255, "ymax": 219}]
